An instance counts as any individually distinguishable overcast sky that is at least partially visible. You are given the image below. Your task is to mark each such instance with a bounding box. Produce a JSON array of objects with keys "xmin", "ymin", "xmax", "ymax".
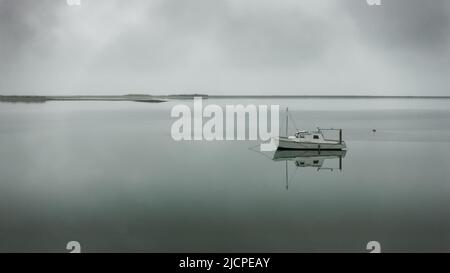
[{"xmin": 0, "ymin": 0, "xmax": 449, "ymax": 95}]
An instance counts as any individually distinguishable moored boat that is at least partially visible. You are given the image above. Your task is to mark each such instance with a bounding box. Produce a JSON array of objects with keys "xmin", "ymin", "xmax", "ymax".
[
  {"xmin": 275, "ymin": 129, "xmax": 346, "ymax": 150},
  {"xmin": 275, "ymin": 108, "xmax": 346, "ymax": 150}
]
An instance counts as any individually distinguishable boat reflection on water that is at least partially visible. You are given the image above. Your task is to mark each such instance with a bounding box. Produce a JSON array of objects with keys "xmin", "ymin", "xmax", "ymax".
[
  {"xmin": 272, "ymin": 150, "xmax": 347, "ymax": 190},
  {"xmin": 273, "ymin": 150, "xmax": 346, "ymax": 170}
]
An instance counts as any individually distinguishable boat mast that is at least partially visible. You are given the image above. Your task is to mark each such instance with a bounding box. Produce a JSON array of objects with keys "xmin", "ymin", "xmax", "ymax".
[{"xmin": 286, "ymin": 107, "xmax": 288, "ymax": 137}]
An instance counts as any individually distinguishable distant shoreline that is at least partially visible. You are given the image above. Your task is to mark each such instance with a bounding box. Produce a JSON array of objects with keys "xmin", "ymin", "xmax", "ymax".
[
  {"xmin": 2, "ymin": 94, "xmax": 450, "ymax": 103},
  {"xmin": 0, "ymin": 95, "xmax": 167, "ymax": 103}
]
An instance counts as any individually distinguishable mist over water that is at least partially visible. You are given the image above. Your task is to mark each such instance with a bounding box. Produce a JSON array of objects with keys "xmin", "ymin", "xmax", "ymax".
[{"xmin": 1, "ymin": 98, "xmax": 450, "ymax": 252}]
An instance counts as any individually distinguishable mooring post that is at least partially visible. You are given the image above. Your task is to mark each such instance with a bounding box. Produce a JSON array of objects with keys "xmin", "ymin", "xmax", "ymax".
[
  {"xmin": 339, "ymin": 156, "xmax": 342, "ymax": 171},
  {"xmin": 339, "ymin": 129, "xmax": 342, "ymax": 144}
]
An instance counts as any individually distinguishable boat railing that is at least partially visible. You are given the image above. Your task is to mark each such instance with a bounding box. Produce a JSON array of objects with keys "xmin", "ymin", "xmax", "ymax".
[{"xmin": 317, "ymin": 128, "xmax": 343, "ymax": 144}]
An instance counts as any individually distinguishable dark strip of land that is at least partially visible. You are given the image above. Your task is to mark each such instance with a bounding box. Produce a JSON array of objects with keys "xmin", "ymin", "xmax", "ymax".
[{"xmin": 0, "ymin": 95, "xmax": 167, "ymax": 103}]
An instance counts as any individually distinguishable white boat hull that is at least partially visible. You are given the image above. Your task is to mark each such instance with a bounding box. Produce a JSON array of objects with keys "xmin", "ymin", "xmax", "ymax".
[{"xmin": 275, "ymin": 136, "xmax": 346, "ymax": 150}]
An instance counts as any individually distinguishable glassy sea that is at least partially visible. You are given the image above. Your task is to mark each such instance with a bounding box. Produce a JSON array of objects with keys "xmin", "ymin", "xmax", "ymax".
[{"xmin": 1, "ymin": 98, "xmax": 450, "ymax": 253}]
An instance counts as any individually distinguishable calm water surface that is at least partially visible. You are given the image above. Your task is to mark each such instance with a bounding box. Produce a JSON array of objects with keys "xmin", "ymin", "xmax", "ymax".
[{"xmin": 1, "ymin": 98, "xmax": 450, "ymax": 252}]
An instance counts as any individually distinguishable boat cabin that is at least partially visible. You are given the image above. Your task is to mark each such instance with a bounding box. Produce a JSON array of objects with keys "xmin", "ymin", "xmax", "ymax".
[{"xmin": 291, "ymin": 130, "xmax": 325, "ymax": 142}]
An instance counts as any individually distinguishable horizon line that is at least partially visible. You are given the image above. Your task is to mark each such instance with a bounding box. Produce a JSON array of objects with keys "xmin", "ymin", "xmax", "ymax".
[{"xmin": 2, "ymin": 94, "xmax": 450, "ymax": 98}]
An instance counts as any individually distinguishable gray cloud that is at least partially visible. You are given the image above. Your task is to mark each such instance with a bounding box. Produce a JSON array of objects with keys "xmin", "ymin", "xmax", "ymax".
[
  {"xmin": 341, "ymin": 0, "xmax": 450, "ymax": 94},
  {"xmin": 0, "ymin": 0, "xmax": 449, "ymax": 95},
  {"xmin": 0, "ymin": 0, "xmax": 60, "ymax": 62},
  {"xmin": 344, "ymin": 0, "xmax": 450, "ymax": 52},
  {"xmin": 216, "ymin": 3, "xmax": 335, "ymax": 68}
]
